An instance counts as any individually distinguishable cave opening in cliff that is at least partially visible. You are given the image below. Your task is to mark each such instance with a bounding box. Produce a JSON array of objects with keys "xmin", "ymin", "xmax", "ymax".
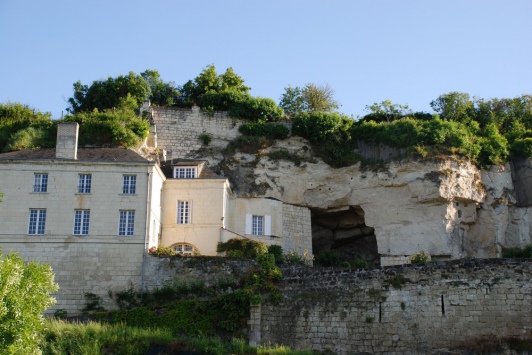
[{"xmin": 311, "ymin": 206, "xmax": 379, "ymax": 266}]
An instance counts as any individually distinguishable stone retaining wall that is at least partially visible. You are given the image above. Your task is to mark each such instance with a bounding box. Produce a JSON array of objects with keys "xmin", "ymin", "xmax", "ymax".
[{"xmin": 253, "ymin": 259, "xmax": 532, "ymax": 353}]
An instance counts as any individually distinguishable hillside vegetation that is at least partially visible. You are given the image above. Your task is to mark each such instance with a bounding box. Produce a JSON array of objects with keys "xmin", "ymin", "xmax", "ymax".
[{"xmin": 1, "ymin": 67, "xmax": 530, "ymax": 168}]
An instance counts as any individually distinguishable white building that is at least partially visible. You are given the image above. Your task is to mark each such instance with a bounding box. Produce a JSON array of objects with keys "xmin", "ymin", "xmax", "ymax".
[
  {"xmin": 0, "ymin": 123, "xmax": 164, "ymax": 312},
  {"xmin": 0, "ymin": 123, "xmax": 312, "ymax": 313}
]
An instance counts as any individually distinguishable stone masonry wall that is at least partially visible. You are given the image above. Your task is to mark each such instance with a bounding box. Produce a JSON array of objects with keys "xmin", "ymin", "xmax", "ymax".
[
  {"xmin": 1, "ymin": 240, "xmax": 145, "ymax": 314},
  {"xmin": 282, "ymin": 204, "xmax": 312, "ymax": 255},
  {"xmin": 254, "ymin": 259, "xmax": 532, "ymax": 353},
  {"xmin": 151, "ymin": 106, "xmax": 248, "ymax": 157}
]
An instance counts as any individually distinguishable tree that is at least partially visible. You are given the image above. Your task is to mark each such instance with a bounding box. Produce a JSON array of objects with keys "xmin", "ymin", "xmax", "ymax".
[
  {"xmin": 362, "ymin": 100, "xmax": 412, "ymax": 123},
  {"xmin": 62, "ymin": 103, "xmax": 150, "ymax": 148},
  {"xmin": 67, "ymin": 72, "xmax": 151, "ymax": 113},
  {"xmin": 140, "ymin": 69, "xmax": 180, "ymax": 107},
  {"xmin": 0, "ymin": 248, "xmax": 58, "ymax": 353},
  {"xmin": 178, "ymin": 65, "xmax": 251, "ymax": 107},
  {"xmin": 0, "ymin": 103, "xmax": 55, "ymax": 152},
  {"xmin": 430, "ymin": 92, "xmax": 474, "ymax": 122},
  {"xmin": 279, "ymin": 83, "xmax": 340, "ymax": 116}
]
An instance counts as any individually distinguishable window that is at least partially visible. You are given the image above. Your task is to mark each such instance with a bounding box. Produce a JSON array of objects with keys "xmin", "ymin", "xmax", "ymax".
[
  {"xmin": 28, "ymin": 209, "xmax": 46, "ymax": 235},
  {"xmin": 174, "ymin": 167, "xmax": 197, "ymax": 179},
  {"xmin": 78, "ymin": 174, "xmax": 92, "ymax": 193},
  {"xmin": 73, "ymin": 210, "xmax": 90, "ymax": 235},
  {"xmin": 172, "ymin": 243, "xmax": 197, "ymax": 255},
  {"xmin": 118, "ymin": 210, "xmax": 135, "ymax": 236},
  {"xmin": 122, "ymin": 175, "xmax": 136, "ymax": 194},
  {"xmin": 252, "ymin": 215, "xmax": 264, "ymax": 236},
  {"xmin": 33, "ymin": 173, "xmax": 48, "ymax": 192},
  {"xmin": 245, "ymin": 214, "xmax": 271, "ymax": 236},
  {"xmin": 177, "ymin": 201, "xmax": 191, "ymax": 224}
]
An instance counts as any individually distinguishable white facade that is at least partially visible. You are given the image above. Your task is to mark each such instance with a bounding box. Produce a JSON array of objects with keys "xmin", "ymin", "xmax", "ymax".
[{"xmin": 0, "ymin": 123, "xmax": 165, "ymax": 313}]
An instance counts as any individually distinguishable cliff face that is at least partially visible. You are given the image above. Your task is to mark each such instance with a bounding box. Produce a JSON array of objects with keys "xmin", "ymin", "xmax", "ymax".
[
  {"xmin": 186, "ymin": 137, "xmax": 531, "ymax": 263},
  {"xmin": 150, "ymin": 107, "xmax": 531, "ymax": 263}
]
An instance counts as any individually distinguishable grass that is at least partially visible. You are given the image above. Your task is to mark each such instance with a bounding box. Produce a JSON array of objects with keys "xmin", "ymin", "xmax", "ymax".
[{"xmin": 41, "ymin": 319, "xmax": 315, "ymax": 355}]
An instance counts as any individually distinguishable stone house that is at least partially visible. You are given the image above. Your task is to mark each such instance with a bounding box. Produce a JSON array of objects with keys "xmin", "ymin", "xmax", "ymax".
[
  {"xmin": 0, "ymin": 123, "xmax": 164, "ymax": 312},
  {"xmin": 159, "ymin": 158, "xmax": 312, "ymax": 256},
  {"xmin": 0, "ymin": 123, "xmax": 312, "ymax": 312}
]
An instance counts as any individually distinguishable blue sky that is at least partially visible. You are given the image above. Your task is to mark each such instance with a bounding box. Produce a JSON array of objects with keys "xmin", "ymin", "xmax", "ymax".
[{"xmin": 1, "ymin": 0, "xmax": 531, "ymax": 119}]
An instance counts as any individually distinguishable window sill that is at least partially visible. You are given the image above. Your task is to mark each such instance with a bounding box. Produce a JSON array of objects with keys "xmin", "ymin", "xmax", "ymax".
[
  {"xmin": 75, "ymin": 193, "xmax": 92, "ymax": 196},
  {"xmin": 119, "ymin": 194, "xmax": 138, "ymax": 196},
  {"xmin": 30, "ymin": 192, "xmax": 48, "ymax": 194}
]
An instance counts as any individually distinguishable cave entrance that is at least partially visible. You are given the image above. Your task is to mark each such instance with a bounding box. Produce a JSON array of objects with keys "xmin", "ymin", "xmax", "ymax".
[{"xmin": 311, "ymin": 206, "xmax": 379, "ymax": 266}]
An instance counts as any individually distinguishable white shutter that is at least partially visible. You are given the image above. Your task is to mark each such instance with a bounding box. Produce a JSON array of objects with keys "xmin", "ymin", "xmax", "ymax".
[
  {"xmin": 264, "ymin": 215, "xmax": 271, "ymax": 236},
  {"xmin": 245, "ymin": 214, "xmax": 252, "ymax": 235}
]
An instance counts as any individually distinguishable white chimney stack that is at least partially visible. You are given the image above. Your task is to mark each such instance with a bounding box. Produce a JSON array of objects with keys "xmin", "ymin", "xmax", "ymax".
[{"xmin": 56, "ymin": 123, "xmax": 79, "ymax": 160}]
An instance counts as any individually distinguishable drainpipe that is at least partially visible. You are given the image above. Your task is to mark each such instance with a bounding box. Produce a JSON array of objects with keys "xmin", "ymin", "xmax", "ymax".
[{"xmin": 141, "ymin": 168, "xmax": 153, "ymax": 293}]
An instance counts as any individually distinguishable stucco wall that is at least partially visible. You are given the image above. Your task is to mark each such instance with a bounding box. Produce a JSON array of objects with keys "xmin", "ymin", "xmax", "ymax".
[
  {"xmin": 252, "ymin": 259, "xmax": 532, "ymax": 353},
  {"xmin": 0, "ymin": 160, "xmax": 163, "ymax": 314},
  {"xmin": 160, "ymin": 178, "xmax": 228, "ymax": 255}
]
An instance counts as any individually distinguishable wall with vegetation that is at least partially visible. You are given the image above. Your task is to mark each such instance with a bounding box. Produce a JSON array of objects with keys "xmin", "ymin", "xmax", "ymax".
[
  {"xmin": 253, "ymin": 259, "xmax": 532, "ymax": 353},
  {"xmin": 151, "ymin": 106, "xmax": 248, "ymax": 157}
]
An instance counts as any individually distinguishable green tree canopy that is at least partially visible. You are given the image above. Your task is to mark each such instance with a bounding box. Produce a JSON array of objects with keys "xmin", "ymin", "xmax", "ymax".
[
  {"xmin": 0, "ymin": 248, "xmax": 58, "ymax": 354},
  {"xmin": 140, "ymin": 69, "xmax": 181, "ymax": 107},
  {"xmin": 178, "ymin": 65, "xmax": 251, "ymax": 107},
  {"xmin": 67, "ymin": 72, "xmax": 151, "ymax": 113},
  {"xmin": 62, "ymin": 103, "xmax": 150, "ymax": 148},
  {"xmin": 0, "ymin": 103, "xmax": 55, "ymax": 152},
  {"xmin": 362, "ymin": 100, "xmax": 413, "ymax": 123},
  {"xmin": 279, "ymin": 83, "xmax": 340, "ymax": 116}
]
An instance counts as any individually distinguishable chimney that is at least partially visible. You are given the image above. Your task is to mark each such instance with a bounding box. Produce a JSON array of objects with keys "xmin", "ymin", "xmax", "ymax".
[{"xmin": 56, "ymin": 123, "xmax": 79, "ymax": 160}]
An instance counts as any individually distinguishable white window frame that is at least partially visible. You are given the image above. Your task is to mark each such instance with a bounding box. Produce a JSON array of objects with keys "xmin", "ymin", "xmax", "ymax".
[
  {"xmin": 28, "ymin": 209, "xmax": 46, "ymax": 235},
  {"xmin": 173, "ymin": 167, "xmax": 197, "ymax": 179},
  {"xmin": 252, "ymin": 215, "xmax": 264, "ymax": 236},
  {"xmin": 246, "ymin": 214, "xmax": 272, "ymax": 236},
  {"xmin": 33, "ymin": 173, "xmax": 48, "ymax": 193},
  {"xmin": 122, "ymin": 175, "xmax": 136, "ymax": 194},
  {"xmin": 73, "ymin": 209, "xmax": 90, "ymax": 235},
  {"xmin": 78, "ymin": 174, "xmax": 92, "ymax": 194},
  {"xmin": 177, "ymin": 200, "xmax": 191, "ymax": 224},
  {"xmin": 118, "ymin": 210, "xmax": 135, "ymax": 236}
]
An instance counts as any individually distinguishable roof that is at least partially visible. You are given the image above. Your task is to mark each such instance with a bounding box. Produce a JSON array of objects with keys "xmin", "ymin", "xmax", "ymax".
[
  {"xmin": 160, "ymin": 158, "xmax": 223, "ymax": 179},
  {"xmin": 0, "ymin": 148, "xmax": 150, "ymax": 163}
]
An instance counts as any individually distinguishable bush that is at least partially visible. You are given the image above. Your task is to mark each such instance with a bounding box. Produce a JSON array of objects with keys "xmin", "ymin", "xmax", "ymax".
[
  {"xmin": 217, "ymin": 238, "xmax": 268, "ymax": 259},
  {"xmin": 410, "ymin": 251, "xmax": 431, "ymax": 264},
  {"xmin": 199, "ymin": 91, "xmax": 284, "ymax": 121},
  {"xmin": 198, "ymin": 133, "xmax": 212, "ymax": 146},
  {"xmin": 314, "ymin": 249, "xmax": 340, "ymax": 267},
  {"xmin": 239, "ymin": 121, "xmax": 289, "ymax": 139},
  {"xmin": 352, "ymin": 258, "xmax": 370, "ymax": 269},
  {"xmin": 268, "ymin": 244, "xmax": 284, "ymax": 264},
  {"xmin": 0, "ymin": 248, "xmax": 58, "ymax": 354},
  {"xmin": 502, "ymin": 244, "xmax": 532, "ymax": 258}
]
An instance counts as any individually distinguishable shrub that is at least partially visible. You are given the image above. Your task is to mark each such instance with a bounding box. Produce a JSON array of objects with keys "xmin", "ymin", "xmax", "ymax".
[
  {"xmin": 314, "ymin": 249, "xmax": 340, "ymax": 267},
  {"xmin": 502, "ymin": 244, "xmax": 532, "ymax": 258},
  {"xmin": 199, "ymin": 91, "xmax": 284, "ymax": 121},
  {"xmin": 268, "ymin": 244, "xmax": 284, "ymax": 264},
  {"xmin": 225, "ymin": 135, "xmax": 272, "ymax": 154},
  {"xmin": 410, "ymin": 251, "xmax": 431, "ymax": 264},
  {"xmin": 198, "ymin": 133, "xmax": 212, "ymax": 146},
  {"xmin": 352, "ymin": 258, "xmax": 370, "ymax": 269},
  {"xmin": 148, "ymin": 245, "xmax": 175, "ymax": 256},
  {"xmin": 0, "ymin": 248, "xmax": 58, "ymax": 354},
  {"xmin": 239, "ymin": 121, "xmax": 290, "ymax": 139},
  {"xmin": 217, "ymin": 238, "xmax": 268, "ymax": 259}
]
